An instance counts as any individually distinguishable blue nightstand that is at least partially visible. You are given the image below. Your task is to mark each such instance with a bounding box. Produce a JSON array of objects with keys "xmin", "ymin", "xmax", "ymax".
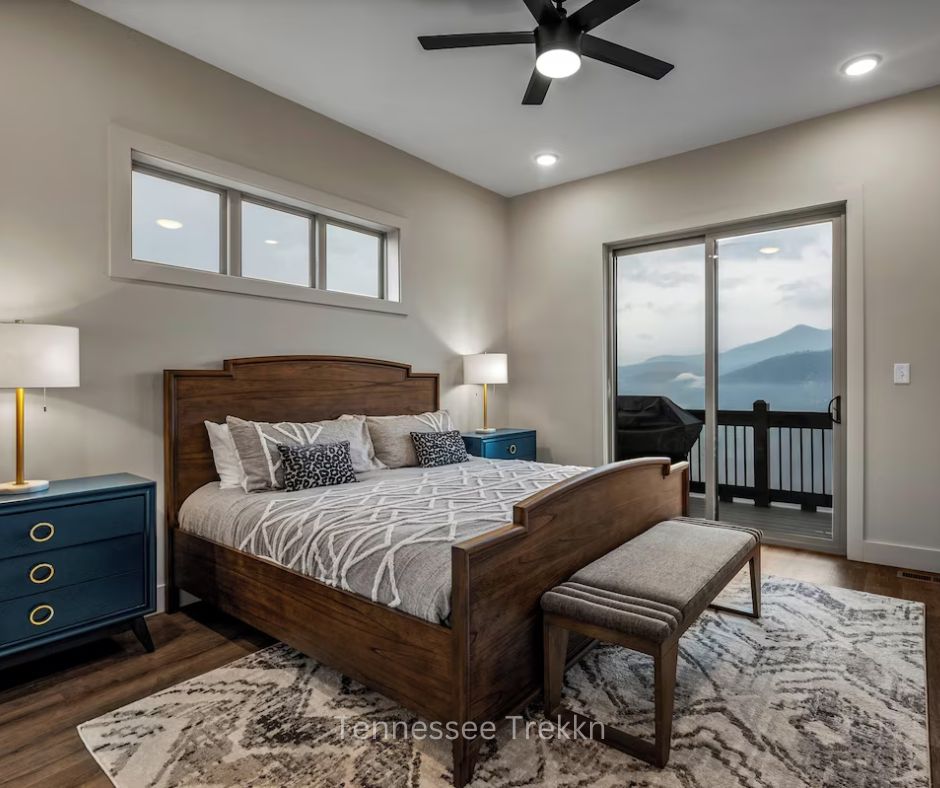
[
  {"xmin": 462, "ymin": 429, "xmax": 537, "ymax": 461},
  {"xmin": 0, "ymin": 474, "xmax": 156, "ymax": 667}
]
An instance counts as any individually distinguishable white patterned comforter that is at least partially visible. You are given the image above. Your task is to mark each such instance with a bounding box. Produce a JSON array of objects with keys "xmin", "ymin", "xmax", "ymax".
[{"xmin": 179, "ymin": 458, "xmax": 586, "ymax": 623}]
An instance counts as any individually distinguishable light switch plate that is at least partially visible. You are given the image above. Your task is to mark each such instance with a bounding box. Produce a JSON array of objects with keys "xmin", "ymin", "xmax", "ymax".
[{"xmin": 894, "ymin": 363, "xmax": 911, "ymax": 384}]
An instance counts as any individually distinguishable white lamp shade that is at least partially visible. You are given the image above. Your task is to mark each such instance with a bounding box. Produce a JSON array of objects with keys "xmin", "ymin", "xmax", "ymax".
[
  {"xmin": 463, "ymin": 353, "xmax": 508, "ymax": 385},
  {"xmin": 0, "ymin": 324, "xmax": 80, "ymax": 389}
]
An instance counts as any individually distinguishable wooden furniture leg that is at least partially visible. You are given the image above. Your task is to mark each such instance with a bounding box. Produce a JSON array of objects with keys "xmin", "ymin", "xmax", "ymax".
[
  {"xmin": 709, "ymin": 545, "xmax": 762, "ymax": 619},
  {"xmin": 130, "ymin": 616, "xmax": 155, "ymax": 653},
  {"xmin": 749, "ymin": 550, "xmax": 762, "ymax": 618},
  {"xmin": 653, "ymin": 640, "xmax": 679, "ymax": 767},
  {"xmin": 543, "ymin": 619, "xmax": 569, "ymax": 717}
]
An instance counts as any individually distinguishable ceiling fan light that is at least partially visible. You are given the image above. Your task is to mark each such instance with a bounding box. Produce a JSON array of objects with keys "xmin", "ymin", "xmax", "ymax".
[{"xmin": 536, "ymin": 48, "xmax": 581, "ymax": 79}]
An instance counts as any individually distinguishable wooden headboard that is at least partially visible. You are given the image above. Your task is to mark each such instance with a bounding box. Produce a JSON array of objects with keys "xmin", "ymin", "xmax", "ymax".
[{"xmin": 163, "ymin": 356, "xmax": 439, "ymax": 525}]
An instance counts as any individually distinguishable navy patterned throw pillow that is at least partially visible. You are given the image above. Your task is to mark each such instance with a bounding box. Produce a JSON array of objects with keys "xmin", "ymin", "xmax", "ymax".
[
  {"xmin": 410, "ymin": 430, "xmax": 469, "ymax": 468},
  {"xmin": 276, "ymin": 441, "xmax": 358, "ymax": 491}
]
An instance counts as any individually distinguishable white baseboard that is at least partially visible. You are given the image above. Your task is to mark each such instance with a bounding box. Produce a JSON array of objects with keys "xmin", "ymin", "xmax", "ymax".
[
  {"xmin": 862, "ymin": 540, "xmax": 940, "ymax": 574},
  {"xmin": 153, "ymin": 583, "xmax": 199, "ymax": 614},
  {"xmin": 155, "ymin": 582, "xmax": 165, "ymax": 615}
]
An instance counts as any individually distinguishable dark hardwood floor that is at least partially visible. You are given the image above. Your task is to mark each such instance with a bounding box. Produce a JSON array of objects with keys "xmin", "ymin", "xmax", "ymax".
[{"xmin": 0, "ymin": 546, "xmax": 936, "ymax": 786}]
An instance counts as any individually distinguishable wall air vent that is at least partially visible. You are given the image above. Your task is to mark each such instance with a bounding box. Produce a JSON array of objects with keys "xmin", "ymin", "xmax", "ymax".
[{"xmin": 897, "ymin": 570, "xmax": 940, "ymax": 584}]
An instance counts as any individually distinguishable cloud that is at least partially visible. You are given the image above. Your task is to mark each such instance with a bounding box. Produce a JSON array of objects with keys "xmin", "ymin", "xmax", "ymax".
[
  {"xmin": 777, "ymin": 278, "xmax": 831, "ymax": 310},
  {"xmin": 673, "ymin": 372, "xmax": 705, "ymax": 388}
]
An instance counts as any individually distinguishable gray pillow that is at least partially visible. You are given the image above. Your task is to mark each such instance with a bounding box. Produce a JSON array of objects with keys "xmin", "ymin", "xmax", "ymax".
[
  {"xmin": 365, "ymin": 410, "xmax": 454, "ymax": 469},
  {"xmin": 227, "ymin": 414, "xmax": 382, "ymax": 492}
]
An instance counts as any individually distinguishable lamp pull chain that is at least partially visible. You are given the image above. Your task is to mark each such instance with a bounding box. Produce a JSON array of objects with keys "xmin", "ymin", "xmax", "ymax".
[{"xmin": 43, "ymin": 388, "xmax": 47, "ymax": 413}]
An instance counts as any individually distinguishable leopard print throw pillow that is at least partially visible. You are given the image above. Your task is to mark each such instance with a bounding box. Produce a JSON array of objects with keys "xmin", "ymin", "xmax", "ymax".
[
  {"xmin": 410, "ymin": 430, "xmax": 469, "ymax": 468},
  {"xmin": 276, "ymin": 441, "xmax": 358, "ymax": 491}
]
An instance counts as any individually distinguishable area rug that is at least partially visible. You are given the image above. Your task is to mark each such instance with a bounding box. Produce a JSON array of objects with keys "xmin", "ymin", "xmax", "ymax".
[{"xmin": 78, "ymin": 577, "xmax": 929, "ymax": 787}]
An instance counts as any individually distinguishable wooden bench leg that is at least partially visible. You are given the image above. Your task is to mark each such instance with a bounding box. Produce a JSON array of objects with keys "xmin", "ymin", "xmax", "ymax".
[
  {"xmin": 709, "ymin": 547, "xmax": 762, "ymax": 620},
  {"xmin": 543, "ymin": 617, "xmax": 569, "ymax": 716},
  {"xmin": 749, "ymin": 550, "xmax": 762, "ymax": 619},
  {"xmin": 653, "ymin": 640, "xmax": 679, "ymax": 768}
]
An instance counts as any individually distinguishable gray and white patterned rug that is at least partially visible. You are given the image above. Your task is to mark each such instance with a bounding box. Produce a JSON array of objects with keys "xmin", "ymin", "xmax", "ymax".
[{"xmin": 79, "ymin": 577, "xmax": 929, "ymax": 787}]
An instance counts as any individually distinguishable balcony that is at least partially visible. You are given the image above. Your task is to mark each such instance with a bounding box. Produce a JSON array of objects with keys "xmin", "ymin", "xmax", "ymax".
[{"xmin": 685, "ymin": 400, "xmax": 835, "ymax": 547}]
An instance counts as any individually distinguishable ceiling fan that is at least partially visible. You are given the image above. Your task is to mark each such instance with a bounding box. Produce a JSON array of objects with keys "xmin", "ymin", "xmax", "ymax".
[{"xmin": 418, "ymin": 0, "xmax": 674, "ymax": 105}]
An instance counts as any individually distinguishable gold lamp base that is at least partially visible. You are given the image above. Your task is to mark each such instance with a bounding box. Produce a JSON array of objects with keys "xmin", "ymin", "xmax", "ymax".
[
  {"xmin": 0, "ymin": 387, "xmax": 49, "ymax": 496},
  {"xmin": 0, "ymin": 479, "xmax": 49, "ymax": 495},
  {"xmin": 473, "ymin": 382, "xmax": 499, "ymax": 434}
]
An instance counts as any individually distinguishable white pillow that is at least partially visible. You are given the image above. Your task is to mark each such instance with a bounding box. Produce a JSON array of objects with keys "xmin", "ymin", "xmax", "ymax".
[{"xmin": 204, "ymin": 421, "xmax": 246, "ymax": 490}]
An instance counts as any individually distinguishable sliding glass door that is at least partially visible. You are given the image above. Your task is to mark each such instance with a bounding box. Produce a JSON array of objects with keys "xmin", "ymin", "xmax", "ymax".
[
  {"xmin": 613, "ymin": 241, "xmax": 712, "ymax": 504},
  {"xmin": 610, "ymin": 209, "xmax": 845, "ymax": 552}
]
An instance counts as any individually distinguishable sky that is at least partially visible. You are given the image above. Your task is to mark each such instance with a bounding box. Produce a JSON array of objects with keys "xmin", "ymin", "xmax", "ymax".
[{"xmin": 616, "ymin": 222, "xmax": 834, "ymax": 366}]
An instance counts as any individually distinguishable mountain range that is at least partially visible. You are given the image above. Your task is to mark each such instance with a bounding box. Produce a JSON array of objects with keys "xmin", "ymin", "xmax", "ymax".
[{"xmin": 618, "ymin": 325, "xmax": 833, "ymax": 411}]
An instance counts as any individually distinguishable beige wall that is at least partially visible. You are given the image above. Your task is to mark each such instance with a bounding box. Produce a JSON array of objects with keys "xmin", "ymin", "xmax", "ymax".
[
  {"xmin": 508, "ymin": 85, "xmax": 940, "ymax": 571},
  {"xmin": 0, "ymin": 1, "xmax": 510, "ymax": 605}
]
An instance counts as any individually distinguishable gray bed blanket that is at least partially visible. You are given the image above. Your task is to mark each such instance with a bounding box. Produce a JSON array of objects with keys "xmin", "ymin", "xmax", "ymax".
[{"xmin": 179, "ymin": 458, "xmax": 586, "ymax": 623}]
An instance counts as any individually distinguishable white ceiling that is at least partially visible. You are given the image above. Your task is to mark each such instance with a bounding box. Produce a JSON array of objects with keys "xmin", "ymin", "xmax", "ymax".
[{"xmin": 75, "ymin": 0, "xmax": 940, "ymax": 196}]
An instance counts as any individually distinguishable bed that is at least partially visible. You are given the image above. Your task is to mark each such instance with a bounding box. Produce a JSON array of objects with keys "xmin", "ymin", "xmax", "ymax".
[{"xmin": 164, "ymin": 355, "xmax": 689, "ymax": 786}]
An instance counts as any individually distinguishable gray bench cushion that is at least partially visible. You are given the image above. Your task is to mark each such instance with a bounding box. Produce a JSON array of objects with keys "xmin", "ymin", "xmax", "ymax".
[{"xmin": 541, "ymin": 518, "xmax": 760, "ymax": 643}]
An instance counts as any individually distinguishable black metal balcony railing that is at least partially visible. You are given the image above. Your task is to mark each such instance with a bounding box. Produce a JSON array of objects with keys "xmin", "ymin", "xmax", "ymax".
[{"xmin": 686, "ymin": 400, "xmax": 833, "ymax": 512}]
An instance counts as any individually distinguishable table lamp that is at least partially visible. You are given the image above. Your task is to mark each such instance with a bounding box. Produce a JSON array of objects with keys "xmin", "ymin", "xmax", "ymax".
[
  {"xmin": 0, "ymin": 322, "xmax": 80, "ymax": 495},
  {"xmin": 463, "ymin": 353, "xmax": 508, "ymax": 434}
]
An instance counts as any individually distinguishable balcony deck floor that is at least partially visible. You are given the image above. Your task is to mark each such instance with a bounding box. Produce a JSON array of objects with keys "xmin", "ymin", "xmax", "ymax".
[{"xmin": 688, "ymin": 495, "xmax": 836, "ymax": 549}]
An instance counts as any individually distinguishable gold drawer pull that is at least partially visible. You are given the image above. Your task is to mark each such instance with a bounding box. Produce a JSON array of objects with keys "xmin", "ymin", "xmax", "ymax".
[
  {"xmin": 29, "ymin": 522, "xmax": 55, "ymax": 543},
  {"xmin": 29, "ymin": 563, "xmax": 55, "ymax": 585},
  {"xmin": 29, "ymin": 604, "xmax": 55, "ymax": 627},
  {"xmin": 508, "ymin": 444, "xmax": 518, "ymax": 455}
]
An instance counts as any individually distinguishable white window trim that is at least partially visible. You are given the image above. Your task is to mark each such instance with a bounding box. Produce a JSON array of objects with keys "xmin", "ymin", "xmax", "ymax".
[{"xmin": 108, "ymin": 125, "xmax": 407, "ymax": 315}]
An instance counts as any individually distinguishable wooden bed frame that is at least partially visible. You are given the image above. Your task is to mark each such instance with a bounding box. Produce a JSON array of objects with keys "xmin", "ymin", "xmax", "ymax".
[{"xmin": 164, "ymin": 355, "xmax": 689, "ymax": 785}]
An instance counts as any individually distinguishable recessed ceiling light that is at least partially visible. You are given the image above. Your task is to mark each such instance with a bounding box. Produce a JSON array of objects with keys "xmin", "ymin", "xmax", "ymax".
[
  {"xmin": 535, "ymin": 48, "xmax": 581, "ymax": 79},
  {"xmin": 156, "ymin": 218, "xmax": 183, "ymax": 230},
  {"xmin": 535, "ymin": 153, "xmax": 559, "ymax": 167},
  {"xmin": 841, "ymin": 55, "xmax": 881, "ymax": 77},
  {"xmin": 759, "ymin": 246, "xmax": 781, "ymax": 255},
  {"xmin": 264, "ymin": 239, "xmax": 279, "ymax": 245}
]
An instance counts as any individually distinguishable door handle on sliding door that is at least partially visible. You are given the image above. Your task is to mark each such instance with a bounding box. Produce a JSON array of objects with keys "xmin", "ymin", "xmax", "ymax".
[{"xmin": 828, "ymin": 395, "xmax": 842, "ymax": 425}]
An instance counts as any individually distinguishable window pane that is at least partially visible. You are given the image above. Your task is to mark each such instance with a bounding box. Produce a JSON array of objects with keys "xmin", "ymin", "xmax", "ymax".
[
  {"xmin": 326, "ymin": 224, "xmax": 381, "ymax": 298},
  {"xmin": 241, "ymin": 202, "xmax": 311, "ymax": 286},
  {"xmin": 615, "ymin": 242, "xmax": 706, "ymax": 410},
  {"xmin": 132, "ymin": 170, "xmax": 221, "ymax": 272},
  {"xmin": 717, "ymin": 223, "xmax": 833, "ymax": 411}
]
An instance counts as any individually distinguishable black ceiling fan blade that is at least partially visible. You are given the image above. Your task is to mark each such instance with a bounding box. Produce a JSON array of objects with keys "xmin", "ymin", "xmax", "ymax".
[
  {"xmin": 582, "ymin": 34, "xmax": 674, "ymax": 79},
  {"xmin": 522, "ymin": 68, "xmax": 552, "ymax": 105},
  {"xmin": 522, "ymin": 0, "xmax": 561, "ymax": 26},
  {"xmin": 418, "ymin": 31, "xmax": 535, "ymax": 50},
  {"xmin": 569, "ymin": 0, "xmax": 643, "ymax": 32}
]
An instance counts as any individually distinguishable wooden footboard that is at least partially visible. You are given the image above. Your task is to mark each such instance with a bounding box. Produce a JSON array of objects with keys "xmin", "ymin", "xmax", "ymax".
[
  {"xmin": 173, "ymin": 529, "xmax": 458, "ymax": 720},
  {"xmin": 451, "ymin": 457, "xmax": 689, "ymax": 726}
]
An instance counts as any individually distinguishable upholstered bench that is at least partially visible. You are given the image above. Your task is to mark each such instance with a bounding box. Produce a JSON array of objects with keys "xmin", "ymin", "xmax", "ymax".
[{"xmin": 541, "ymin": 517, "xmax": 761, "ymax": 768}]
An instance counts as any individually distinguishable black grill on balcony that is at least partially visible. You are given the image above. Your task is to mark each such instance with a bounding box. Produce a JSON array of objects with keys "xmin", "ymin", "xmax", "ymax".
[{"xmin": 615, "ymin": 395, "xmax": 704, "ymax": 463}]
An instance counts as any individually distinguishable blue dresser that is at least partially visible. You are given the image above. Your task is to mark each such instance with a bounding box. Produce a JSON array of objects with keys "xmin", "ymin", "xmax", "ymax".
[
  {"xmin": 0, "ymin": 474, "xmax": 156, "ymax": 667},
  {"xmin": 462, "ymin": 428, "xmax": 537, "ymax": 461}
]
